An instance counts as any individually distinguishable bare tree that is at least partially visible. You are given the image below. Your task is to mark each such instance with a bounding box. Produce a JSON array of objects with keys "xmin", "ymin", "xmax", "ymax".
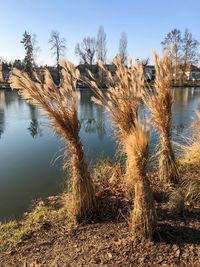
[
  {"xmin": 136, "ymin": 57, "xmax": 149, "ymax": 69},
  {"xmin": 181, "ymin": 28, "xmax": 199, "ymax": 79},
  {"xmin": 161, "ymin": 28, "xmax": 182, "ymax": 80},
  {"xmin": 119, "ymin": 32, "xmax": 128, "ymax": 64},
  {"xmin": 75, "ymin": 37, "xmax": 96, "ymax": 66},
  {"xmin": 136, "ymin": 58, "xmax": 150, "ymax": 80},
  {"xmin": 96, "ymin": 25, "xmax": 107, "ymax": 63},
  {"xmin": 32, "ymin": 34, "xmax": 40, "ymax": 66},
  {"xmin": 161, "ymin": 28, "xmax": 200, "ymax": 81},
  {"xmin": 49, "ymin": 30, "xmax": 66, "ymax": 67}
]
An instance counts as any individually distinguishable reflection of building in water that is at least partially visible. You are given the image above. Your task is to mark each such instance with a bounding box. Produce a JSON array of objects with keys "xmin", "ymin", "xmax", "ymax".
[
  {"xmin": 183, "ymin": 88, "xmax": 188, "ymax": 104},
  {"xmin": 27, "ymin": 104, "xmax": 42, "ymax": 138},
  {"xmin": 191, "ymin": 87, "xmax": 194, "ymax": 96},
  {"xmin": 1, "ymin": 89, "xmax": 25, "ymax": 110},
  {"xmin": 78, "ymin": 89, "xmax": 106, "ymax": 140},
  {"xmin": 171, "ymin": 87, "xmax": 192, "ymax": 104},
  {"xmin": 0, "ymin": 90, "xmax": 6, "ymax": 108}
]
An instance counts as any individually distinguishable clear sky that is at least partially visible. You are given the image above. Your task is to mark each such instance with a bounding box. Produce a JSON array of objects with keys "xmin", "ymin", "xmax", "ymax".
[{"xmin": 0, "ymin": 0, "xmax": 200, "ymax": 66}]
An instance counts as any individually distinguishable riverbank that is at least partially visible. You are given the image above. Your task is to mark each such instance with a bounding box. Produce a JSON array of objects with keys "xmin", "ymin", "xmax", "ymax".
[
  {"xmin": 2, "ymin": 81, "xmax": 200, "ymax": 90},
  {"xmin": 173, "ymin": 81, "xmax": 200, "ymax": 87},
  {"xmin": 0, "ymin": 160, "xmax": 199, "ymax": 266},
  {"xmin": 0, "ymin": 82, "xmax": 10, "ymax": 89}
]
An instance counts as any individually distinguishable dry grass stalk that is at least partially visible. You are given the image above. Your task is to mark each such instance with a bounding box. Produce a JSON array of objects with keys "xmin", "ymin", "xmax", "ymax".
[
  {"xmin": 169, "ymin": 177, "xmax": 200, "ymax": 213},
  {"xmin": 125, "ymin": 120, "xmax": 156, "ymax": 239},
  {"xmin": 85, "ymin": 56, "xmax": 145, "ymax": 195},
  {"xmin": 10, "ymin": 60, "xmax": 96, "ymax": 220},
  {"xmin": 179, "ymin": 109, "xmax": 200, "ymax": 166},
  {"xmin": 182, "ymin": 177, "xmax": 200, "ymax": 202},
  {"xmin": 143, "ymin": 47, "xmax": 179, "ymax": 183}
]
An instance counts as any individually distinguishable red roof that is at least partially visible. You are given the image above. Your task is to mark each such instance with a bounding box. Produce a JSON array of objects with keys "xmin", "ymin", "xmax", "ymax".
[{"xmin": 185, "ymin": 64, "xmax": 200, "ymax": 72}]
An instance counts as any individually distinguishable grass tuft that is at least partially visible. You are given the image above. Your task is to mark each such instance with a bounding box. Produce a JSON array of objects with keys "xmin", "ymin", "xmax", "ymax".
[
  {"xmin": 169, "ymin": 177, "xmax": 200, "ymax": 213},
  {"xmin": 10, "ymin": 60, "xmax": 96, "ymax": 220},
  {"xmin": 126, "ymin": 120, "xmax": 157, "ymax": 239},
  {"xmin": 142, "ymin": 48, "xmax": 179, "ymax": 184},
  {"xmin": 84, "ymin": 56, "xmax": 145, "ymax": 195}
]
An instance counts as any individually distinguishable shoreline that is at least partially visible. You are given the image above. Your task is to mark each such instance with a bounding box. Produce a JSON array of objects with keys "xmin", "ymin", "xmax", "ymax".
[{"xmin": 0, "ymin": 161, "xmax": 199, "ymax": 266}]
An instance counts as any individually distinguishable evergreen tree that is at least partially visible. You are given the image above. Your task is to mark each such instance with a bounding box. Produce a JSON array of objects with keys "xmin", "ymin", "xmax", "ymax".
[{"xmin": 21, "ymin": 31, "xmax": 34, "ymax": 76}]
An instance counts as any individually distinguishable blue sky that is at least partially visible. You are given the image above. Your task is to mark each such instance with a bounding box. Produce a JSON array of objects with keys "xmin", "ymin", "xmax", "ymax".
[{"xmin": 0, "ymin": 0, "xmax": 200, "ymax": 66}]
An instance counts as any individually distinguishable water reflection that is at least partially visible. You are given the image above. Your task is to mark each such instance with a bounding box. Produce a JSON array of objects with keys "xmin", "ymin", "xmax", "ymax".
[
  {"xmin": 171, "ymin": 88, "xmax": 200, "ymax": 136},
  {"xmin": 78, "ymin": 89, "xmax": 106, "ymax": 140},
  {"xmin": 0, "ymin": 91, "xmax": 5, "ymax": 138},
  {"xmin": 27, "ymin": 104, "xmax": 42, "ymax": 138}
]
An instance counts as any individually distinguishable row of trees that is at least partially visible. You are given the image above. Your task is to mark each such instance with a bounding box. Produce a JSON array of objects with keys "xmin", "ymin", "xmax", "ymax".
[
  {"xmin": 14, "ymin": 26, "xmax": 127, "ymax": 78},
  {"xmin": 75, "ymin": 27, "xmax": 127, "ymax": 66},
  {"xmin": 3, "ymin": 27, "xmax": 199, "ymax": 83}
]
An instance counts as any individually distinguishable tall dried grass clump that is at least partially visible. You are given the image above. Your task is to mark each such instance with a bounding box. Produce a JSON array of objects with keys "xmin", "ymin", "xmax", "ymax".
[
  {"xmin": 143, "ymin": 48, "xmax": 179, "ymax": 183},
  {"xmin": 10, "ymin": 60, "xmax": 96, "ymax": 220},
  {"xmin": 86, "ymin": 56, "xmax": 145, "ymax": 195},
  {"xmin": 125, "ymin": 120, "xmax": 156, "ymax": 239},
  {"xmin": 169, "ymin": 177, "xmax": 200, "ymax": 213},
  {"xmin": 180, "ymin": 109, "xmax": 200, "ymax": 166}
]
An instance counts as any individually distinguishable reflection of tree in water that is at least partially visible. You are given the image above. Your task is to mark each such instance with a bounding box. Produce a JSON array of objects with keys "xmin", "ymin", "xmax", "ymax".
[
  {"xmin": 0, "ymin": 90, "xmax": 6, "ymax": 138},
  {"xmin": 81, "ymin": 116, "xmax": 106, "ymax": 141},
  {"xmin": 28, "ymin": 119, "xmax": 42, "ymax": 138},
  {"xmin": 27, "ymin": 104, "xmax": 42, "ymax": 138},
  {"xmin": 0, "ymin": 110, "xmax": 5, "ymax": 139},
  {"xmin": 78, "ymin": 90, "xmax": 106, "ymax": 140},
  {"xmin": 95, "ymin": 104, "xmax": 106, "ymax": 141},
  {"xmin": 171, "ymin": 88, "xmax": 200, "ymax": 135}
]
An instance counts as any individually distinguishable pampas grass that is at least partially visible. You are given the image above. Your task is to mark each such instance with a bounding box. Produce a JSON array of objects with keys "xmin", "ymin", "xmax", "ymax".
[
  {"xmin": 180, "ymin": 109, "xmax": 200, "ymax": 166},
  {"xmin": 169, "ymin": 177, "xmax": 200, "ymax": 213},
  {"xmin": 126, "ymin": 120, "xmax": 156, "ymax": 239},
  {"xmin": 172, "ymin": 109, "xmax": 200, "ymax": 213},
  {"xmin": 10, "ymin": 60, "xmax": 96, "ymax": 220},
  {"xmin": 85, "ymin": 56, "xmax": 145, "ymax": 195},
  {"xmin": 86, "ymin": 56, "xmax": 144, "ymax": 137},
  {"xmin": 142, "ymin": 47, "xmax": 179, "ymax": 183},
  {"xmin": 84, "ymin": 58, "xmax": 156, "ymax": 238}
]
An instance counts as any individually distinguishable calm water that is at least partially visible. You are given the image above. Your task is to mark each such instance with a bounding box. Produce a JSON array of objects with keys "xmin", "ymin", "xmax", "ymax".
[{"xmin": 0, "ymin": 88, "xmax": 199, "ymax": 222}]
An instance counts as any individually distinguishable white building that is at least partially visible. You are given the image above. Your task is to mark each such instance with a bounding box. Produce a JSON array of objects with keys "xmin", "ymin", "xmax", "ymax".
[
  {"xmin": 185, "ymin": 64, "xmax": 200, "ymax": 80},
  {"xmin": 144, "ymin": 65, "xmax": 155, "ymax": 81}
]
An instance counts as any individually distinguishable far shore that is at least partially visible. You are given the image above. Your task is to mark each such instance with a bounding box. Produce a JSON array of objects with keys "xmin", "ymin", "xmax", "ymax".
[{"xmin": 1, "ymin": 81, "xmax": 200, "ymax": 90}]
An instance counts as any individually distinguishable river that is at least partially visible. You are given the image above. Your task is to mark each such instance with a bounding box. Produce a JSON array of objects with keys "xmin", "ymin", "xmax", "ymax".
[{"xmin": 0, "ymin": 87, "xmax": 199, "ymax": 221}]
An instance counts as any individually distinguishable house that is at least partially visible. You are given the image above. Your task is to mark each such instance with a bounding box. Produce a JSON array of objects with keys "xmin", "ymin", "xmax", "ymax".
[
  {"xmin": 36, "ymin": 66, "xmax": 58, "ymax": 82},
  {"xmin": 0, "ymin": 63, "xmax": 10, "ymax": 82},
  {"xmin": 76, "ymin": 64, "xmax": 117, "ymax": 87},
  {"xmin": 77, "ymin": 64, "xmax": 116, "ymax": 79},
  {"xmin": 144, "ymin": 65, "xmax": 155, "ymax": 81},
  {"xmin": 185, "ymin": 64, "xmax": 200, "ymax": 80},
  {"xmin": 0, "ymin": 64, "xmax": 3, "ymax": 82}
]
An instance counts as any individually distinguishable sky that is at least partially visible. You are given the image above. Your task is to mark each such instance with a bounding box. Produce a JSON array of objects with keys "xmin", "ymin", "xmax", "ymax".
[{"xmin": 0, "ymin": 0, "xmax": 200, "ymax": 66}]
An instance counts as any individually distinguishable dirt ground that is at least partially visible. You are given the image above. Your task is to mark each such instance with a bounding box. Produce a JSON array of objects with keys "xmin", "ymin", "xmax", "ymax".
[{"xmin": 0, "ymin": 171, "xmax": 200, "ymax": 267}]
